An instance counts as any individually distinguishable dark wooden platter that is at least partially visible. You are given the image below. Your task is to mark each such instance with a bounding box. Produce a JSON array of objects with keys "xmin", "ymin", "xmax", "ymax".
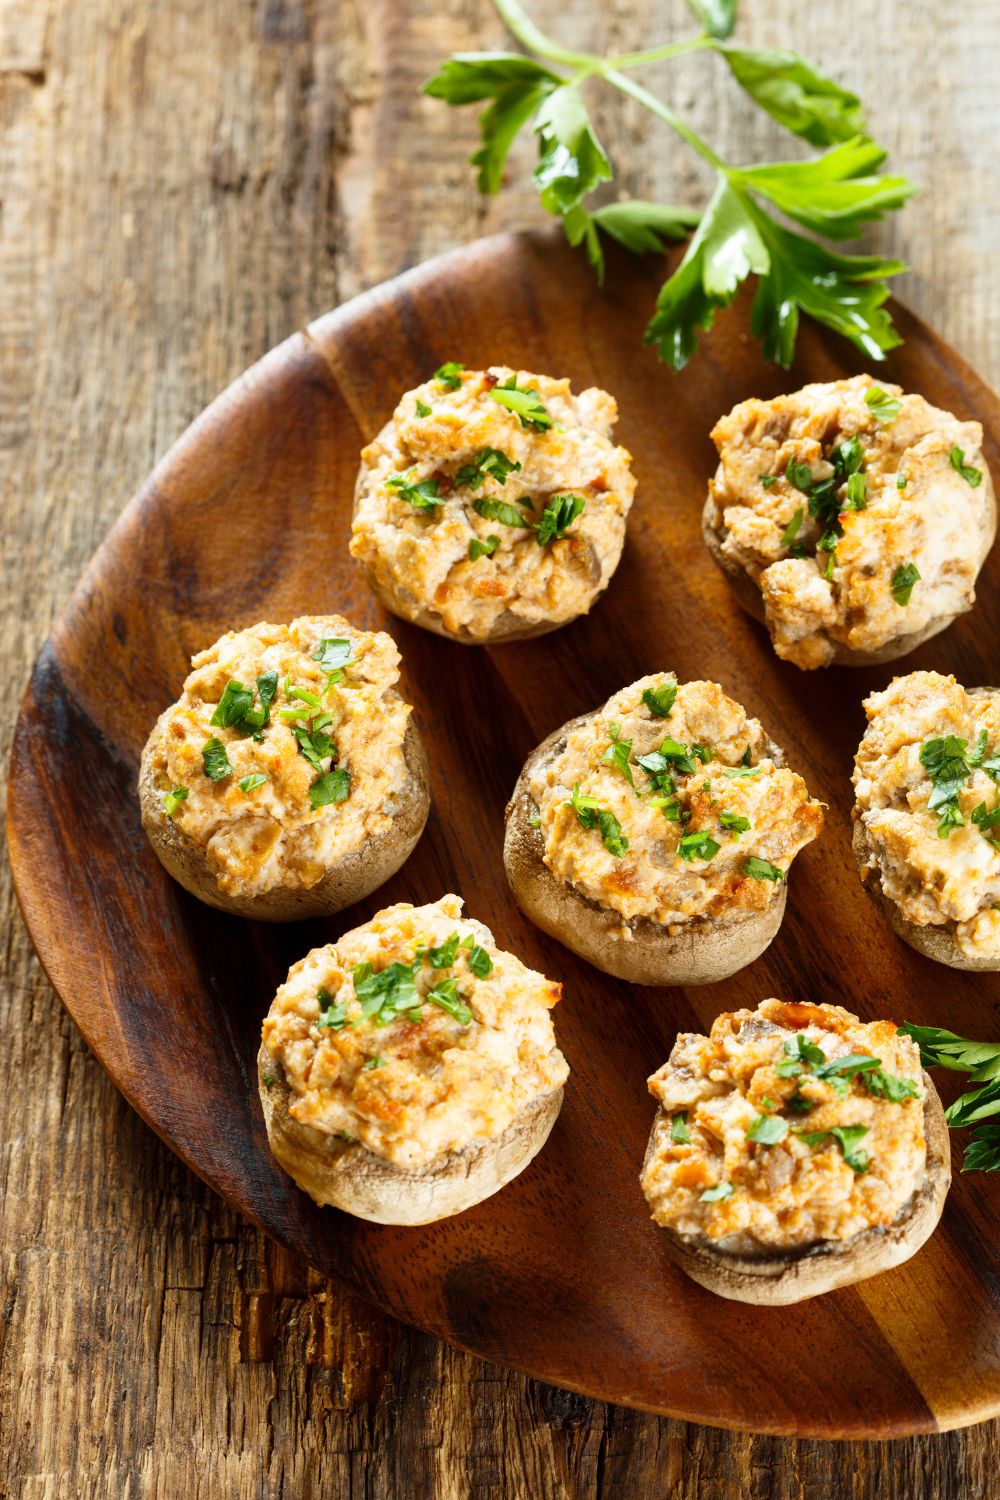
[{"xmin": 9, "ymin": 229, "xmax": 1000, "ymax": 1438}]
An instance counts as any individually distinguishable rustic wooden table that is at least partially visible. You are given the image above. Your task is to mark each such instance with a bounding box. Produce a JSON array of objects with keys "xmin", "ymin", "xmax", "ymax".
[{"xmin": 3, "ymin": 0, "xmax": 1000, "ymax": 1494}]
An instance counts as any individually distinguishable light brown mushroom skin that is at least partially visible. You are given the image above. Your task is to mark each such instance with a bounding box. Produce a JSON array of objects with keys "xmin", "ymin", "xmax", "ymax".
[
  {"xmin": 701, "ymin": 467, "xmax": 997, "ymax": 668},
  {"xmin": 139, "ymin": 702, "xmax": 430, "ymax": 922},
  {"xmin": 351, "ymin": 419, "xmax": 608, "ymax": 646},
  {"xmin": 642, "ymin": 1071, "xmax": 951, "ymax": 1305},
  {"xmin": 852, "ymin": 685, "xmax": 1000, "ymax": 972},
  {"xmin": 503, "ymin": 715, "xmax": 788, "ymax": 987},
  {"xmin": 258, "ymin": 1047, "xmax": 564, "ymax": 1225}
]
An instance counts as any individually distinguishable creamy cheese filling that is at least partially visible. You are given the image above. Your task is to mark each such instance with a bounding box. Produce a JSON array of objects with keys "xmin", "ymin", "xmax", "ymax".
[
  {"xmin": 853, "ymin": 670, "xmax": 1000, "ymax": 956},
  {"xmin": 527, "ymin": 675, "xmax": 823, "ymax": 927},
  {"xmin": 707, "ymin": 374, "xmax": 991, "ymax": 669},
  {"xmin": 641, "ymin": 999, "xmax": 927, "ymax": 1250},
  {"xmin": 260, "ymin": 896, "xmax": 569, "ymax": 1169},
  {"xmin": 350, "ymin": 365, "xmax": 636, "ymax": 638},
  {"xmin": 147, "ymin": 616, "xmax": 411, "ymax": 897}
]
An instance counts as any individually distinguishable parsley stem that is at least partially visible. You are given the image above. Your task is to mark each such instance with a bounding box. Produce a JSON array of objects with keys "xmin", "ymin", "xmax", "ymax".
[
  {"xmin": 603, "ymin": 67, "xmax": 726, "ymax": 173},
  {"xmin": 491, "ymin": 0, "xmax": 596, "ymax": 71},
  {"xmin": 608, "ymin": 37, "xmax": 713, "ymax": 70}
]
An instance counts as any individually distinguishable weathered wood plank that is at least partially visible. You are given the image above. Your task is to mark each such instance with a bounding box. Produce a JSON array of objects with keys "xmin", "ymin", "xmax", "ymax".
[{"xmin": 2, "ymin": 0, "xmax": 1000, "ymax": 1494}]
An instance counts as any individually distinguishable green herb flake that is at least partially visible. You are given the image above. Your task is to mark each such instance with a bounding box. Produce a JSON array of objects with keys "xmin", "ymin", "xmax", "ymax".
[
  {"xmin": 473, "ymin": 496, "xmax": 530, "ymax": 529},
  {"xmin": 720, "ymin": 810, "xmax": 750, "ymax": 837},
  {"xmin": 309, "ymin": 768, "xmax": 351, "ymax": 808},
  {"xmin": 238, "ymin": 773, "xmax": 269, "ymax": 793},
  {"xmin": 747, "ymin": 1113, "xmax": 788, "ymax": 1145},
  {"xmin": 455, "ymin": 446, "xmax": 522, "ymax": 491},
  {"xmin": 201, "ymin": 737, "xmax": 233, "ymax": 782},
  {"xmin": 415, "ymin": 399, "xmax": 432, "ymax": 417},
  {"xmin": 434, "ymin": 361, "xmax": 464, "ymax": 390},
  {"xmin": 210, "ymin": 680, "xmax": 254, "ymax": 729},
  {"xmin": 896, "ymin": 473, "xmax": 908, "ymax": 489},
  {"xmin": 489, "ymin": 375, "xmax": 553, "ymax": 430},
  {"xmin": 950, "ymin": 446, "xmax": 983, "ymax": 488},
  {"xmin": 864, "ymin": 384, "xmax": 902, "ymax": 423},
  {"xmin": 759, "ymin": 473, "xmax": 777, "ymax": 490},
  {"xmin": 163, "ymin": 785, "xmax": 188, "ymax": 817},
  {"xmin": 536, "ymin": 492, "xmax": 585, "ymax": 545},
  {"xmin": 469, "ymin": 533, "xmax": 502, "ymax": 561},
  {"xmin": 363, "ymin": 1056, "xmax": 385, "ymax": 1070},
  {"xmin": 428, "ymin": 933, "xmax": 461, "ymax": 969},
  {"xmin": 426, "ymin": 976, "xmax": 474, "ymax": 1026},
  {"xmin": 567, "ymin": 783, "xmax": 629, "ymax": 857},
  {"xmin": 700, "ymin": 1180, "xmax": 734, "ymax": 1202},
  {"xmin": 678, "ymin": 829, "xmax": 720, "ymax": 862},
  {"xmin": 844, "ymin": 471, "xmax": 867, "ymax": 510},
  {"xmin": 744, "ymin": 855, "xmax": 783, "ymax": 881},
  {"xmin": 891, "ymin": 561, "xmax": 920, "ymax": 606},
  {"xmin": 642, "ymin": 678, "xmax": 678, "ymax": 718},
  {"xmin": 316, "ymin": 986, "xmax": 351, "ymax": 1031},
  {"xmin": 386, "ymin": 471, "xmax": 445, "ymax": 513},
  {"xmin": 780, "ymin": 507, "xmax": 803, "ymax": 547},
  {"xmin": 671, "ymin": 1111, "xmax": 690, "ymax": 1144},
  {"xmin": 352, "ymin": 958, "xmax": 422, "ymax": 1026},
  {"xmin": 603, "ymin": 724, "xmax": 635, "ymax": 788}
]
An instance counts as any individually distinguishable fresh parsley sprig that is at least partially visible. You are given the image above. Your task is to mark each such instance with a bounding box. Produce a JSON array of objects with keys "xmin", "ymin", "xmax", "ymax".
[
  {"xmin": 900, "ymin": 1024, "xmax": 1000, "ymax": 1172},
  {"xmin": 424, "ymin": 0, "xmax": 915, "ymax": 369}
]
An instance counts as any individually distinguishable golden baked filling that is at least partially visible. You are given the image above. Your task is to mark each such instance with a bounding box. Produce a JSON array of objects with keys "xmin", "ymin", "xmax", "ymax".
[
  {"xmin": 350, "ymin": 364, "xmax": 636, "ymax": 638},
  {"xmin": 148, "ymin": 616, "xmax": 410, "ymax": 897},
  {"xmin": 642, "ymin": 1000, "xmax": 927, "ymax": 1250},
  {"xmin": 527, "ymin": 675, "xmax": 823, "ymax": 927},
  {"xmin": 707, "ymin": 374, "xmax": 991, "ymax": 668},
  {"xmin": 853, "ymin": 670, "xmax": 1000, "ymax": 960},
  {"xmin": 260, "ymin": 896, "xmax": 568, "ymax": 1169}
]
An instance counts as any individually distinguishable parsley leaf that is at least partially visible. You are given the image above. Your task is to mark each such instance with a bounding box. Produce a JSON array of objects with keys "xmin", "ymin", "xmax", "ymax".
[
  {"xmin": 201, "ymin": 737, "xmax": 233, "ymax": 781},
  {"xmin": 685, "ymin": 0, "xmax": 736, "ymax": 40},
  {"xmin": 891, "ymin": 561, "xmax": 920, "ymax": 606},
  {"xmin": 473, "ymin": 496, "xmax": 530, "ymax": 529},
  {"xmin": 734, "ymin": 139, "xmax": 914, "ymax": 241},
  {"xmin": 603, "ymin": 724, "xmax": 635, "ymax": 788},
  {"xmin": 747, "ymin": 1113, "xmax": 788, "ymax": 1145},
  {"xmin": 920, "ymin": 733, "xmax": 975, "ymax": 836},
  {"xmin": 642, "ymin": 678, "xmax": 678, "ymax": 718},
  {"xmin": 469, "ymin": 533, "xmax": 501, "ymax": 561},
  {"xmin": 386, "ymin": 472, "xmax": 445, "ymax": 513},
  {"xmin": 718, "ymin": 45, "xmax": 865, "ymax": 147},
  {"xmin": 797, "ymin": 1123, "xmax": 869, "ymax": 1172},
  {"xmin": 163, "ymin": 786, "xmax": 188, "ymax": 817},
  {"xmin": 671, "ymin": 1110, "xmax": 691, "ymax": 1144},
  {"xmin": 433, "ymin": 360, "xmax": 465, "ymax": 389},
  {"xmin": 720, "ymin": 811, "xmax": 750, "ymax": 837},
  {"xmin": 316, "ymin": 986, "xmax": 351, "ymax": 1031},
  {"xmin": 865, "ymin": 384, "xmax": 902, "ymax": 422},
  {"xmin": 415, "ymin": 399, "xmax": 432, "ymax": 417},
  {"xmin": 211, "ymin": 680, "xmax": 254, "ymax": 730},
  {"xmin": 428, "ymin": 933, "xmax": 461, "ymax": 968},
  {"xmin": 352, "ymin": 959, "xmax": 422, "ymax": 1025},
  {"xmin": 535, "ymin": 492, "xmax": 585, "ymax": 545},
  {"xmin": 426, "ymin": 977, "xmax": 474, "ymax": 1026},
  {"xmin": 700, "ymin": 1180, "xmax": 733, "ymax": 1202},
  {"xmin": 238, "ymin": 773, "xmax": 268, "ymax": 793},
  {"xmin": 780, "ymin": 507, "xmax": 803, "ymax": 547},
  {"xmin": 567, "ymin": 783, "xmax": 629, "ymax": 856},
  {"xmin": 313, "ymin": 638, "xmax": 354, "ymax": 673},
  {"xmin": 455, "ymin": 446, "xmax": 522, "ymax": 491},
  {"xmin": 490, "ymin": 375, "xmax": 553, "ymax": 430},
  {"xmin": 309, "ymin": 768, "xmax": 351, "ymax": 808},
  {"xmin": 950, "ymin": 446, "xmax": 983, "ymax": 488},
  {"xmin": 460, "ymin": 935, "xmax": 493, "ymax": 978},
  {"xmin": 744, "ymin": 855, "xmax": 783, "ymax": 881},
  {"xmin": 533, "ymin": 83, "xmax": 612, "ymax": 218},
  {"xmin": 678, "ymin": 829, "xmax": 721, "ymax": 862}
]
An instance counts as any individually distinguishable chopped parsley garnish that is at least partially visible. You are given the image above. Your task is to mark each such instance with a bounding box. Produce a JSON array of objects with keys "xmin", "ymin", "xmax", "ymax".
[
  {"xmin": 844, "ymin": 471, "xmax": 867, "ymax": 510},
  {"xmin": 211, "ymin": 679, "xmax": 254, "ymax": 729},
  {"xmin": 312, "ymin": 638, "xmax": 355, "ymax": 685},
  {"xmin": 747, "ymin": 1113, "xmax": 788, "ymax": 1145},
  {"xmin": 291, "ymin": 722, "xmax": 335, "ymax": 774},
  {"xmin": 670, "ymin": 1111, "xmax": 690, "ymax": 1144},
  {"xmin": 642, "ymin": 736, "xmax": 697, "ymax": 778},
  {"xmin": 309, "ymin": 768, "xmax": 351, "ymax": 808},
  {"xmin": 385, "ymin": 471, "xmax": 445, "ymax": 513},
  {"xmin": 899, "ymin": 1023, "xmax": 1000, "ymax": 1171},
  {"xmin": 796, "ymin": 1123, "xmax": 870, "ymax": 1173},
  {"xmin": 785, "ymin": 460, "xmax": 813, "ymax": 493},
  {"xmin": 641, "ymin": 678, "xmax": 677, "ymax": 718},
  {"xmin": 920, "ymin": 732, "xmax": 981, "ymax": 837},
  {"xmin": 426, "ymin": 977, "xmax": 474, "ymax": 1026},
  {"xmin": 473, "ymin": 496, "xmax": 530, "ymax": 529},
  {"xmin": 890, "ymin": 561, "xmax": 920, "ymax": 606},
  {"xmin": 744, "ymin": 855, "xmax": 783, "ymax": 881},
  {"xmin": 678, "ymin": 829, "xmax": 720, "ymax": 862},
  {"xmin": 780, "ymin": 507, "xmax": 803, "ymax": 547},
  {"xmin": 720, "ymin": 811, "xmax": 750, "ymax": 837},
  {"xmin": 603, "ymin": 723, "xmax": 635, "ymax": 788},
  {"xmin": 455, "ymin": 446, "xmax": 522, "ymax": 491},
  {"xmin": 776, "ymin": 1034, "xmax": 916, "ymax": 1106},
  {"xmin": 950, "ymin": 445, "xmax": 983, "ymax": 487},
  {"xmin": 460, "ymin": 933, "xmax": 493, "ymax": 978},
  {"xmin": 163, "ymin": 786, "xmax": 188, "ymax": 816},
  {"xmin": 700, "ymin": 1181, "xmax": 733, "ymax": 1202},
  {"xmin": 972, "ymin": 800, "xmax": 1000, "ymax": 852},
  {"xmin": 262, "ymin": 1072, "xmax": 275, "ymax": 1089},
  {"xmin": 363, "ymin": 1057, "xmax": 385, "ymax": 1070},
  {"xmin": 201, "ymin": 737, "xmax": 233, "ymax": 781},
  {"xmin": 864, "ymin": 384, "xmax": 902, "ymax": 423},
  {"xmin": 489, "ymin": 375, "xmax": 552, "ymax": 430},
  {"xmin": 428, "ymin": 932, "xmax": 460, "ymax": 968},
  {"xmin": 316, "ymin": 986, "xmax": 351, "ymax": 1030},
  {"xmin": 535, "ymin": 492, "xmax": 585, "ymax": 545},
  {"xmin": 415, "ymin": 399, "xmax": 432, "ymax": 417},
  {"xmin": 759, "ymin": 473, "xmax": 777, "ymax": 490},
  {"xmin": 434, "ymin": 361, "xmax": 464, "ymax": 390},
  {"xmin": 567, "ymin": 783, "xmax": 628, "ymax": 857},
  {"xmin": 896, "ymin": 472, "xmax": 908, "ymax": 489},
  {"xmin": 723, "ymin": 763, "xmax": 761, "ymax": 779},
  {"xmin": 352, "ymin": 959, "xmax": 421, "ymax": 1025},
  {"xmin": 238, "ymin": 773, "xmax": 268, "ymax": 793},
  {"xmin": 469, "ymin": 533, "xmax": 501, "ymax": 561}
]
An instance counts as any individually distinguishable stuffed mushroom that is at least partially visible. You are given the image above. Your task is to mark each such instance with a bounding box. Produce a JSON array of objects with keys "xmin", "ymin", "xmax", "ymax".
[
  {"xmin": 504, "ymin": 674, "xmax": 823, "ymax": 985},
  {"xmin": 258, "ymin": 895, "xmax": 569, "ymax": 1223},
  {"xmin": 350, "ymin": 363, "xmax": 636, "ymax": 643},
  {"xmin": 852, "ymin": 669, "xmax": 1000, "ymax": 970},
  {"xmin": 641, "ymin": 999, "xmax": 950, "ymax": 1305},
  {"xmin": 139, "ymin": 615, "xmax": 429, "ymax": 920},
  {"xmin": 704, "ymin": 374, "xmax": 996, "ymax": 669}
]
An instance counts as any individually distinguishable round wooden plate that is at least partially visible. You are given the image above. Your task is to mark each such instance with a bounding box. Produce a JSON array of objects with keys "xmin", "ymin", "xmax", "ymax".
[{"xmin": 9, "ymin": 229, "xmax": 1000, "ymax": 1438}]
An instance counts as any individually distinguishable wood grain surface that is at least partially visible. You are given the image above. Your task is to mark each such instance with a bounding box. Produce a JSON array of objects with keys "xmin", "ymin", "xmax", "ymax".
[{"xmin": 3, "ymin": 0, "xmax": 1000, "ymax": 1494}]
